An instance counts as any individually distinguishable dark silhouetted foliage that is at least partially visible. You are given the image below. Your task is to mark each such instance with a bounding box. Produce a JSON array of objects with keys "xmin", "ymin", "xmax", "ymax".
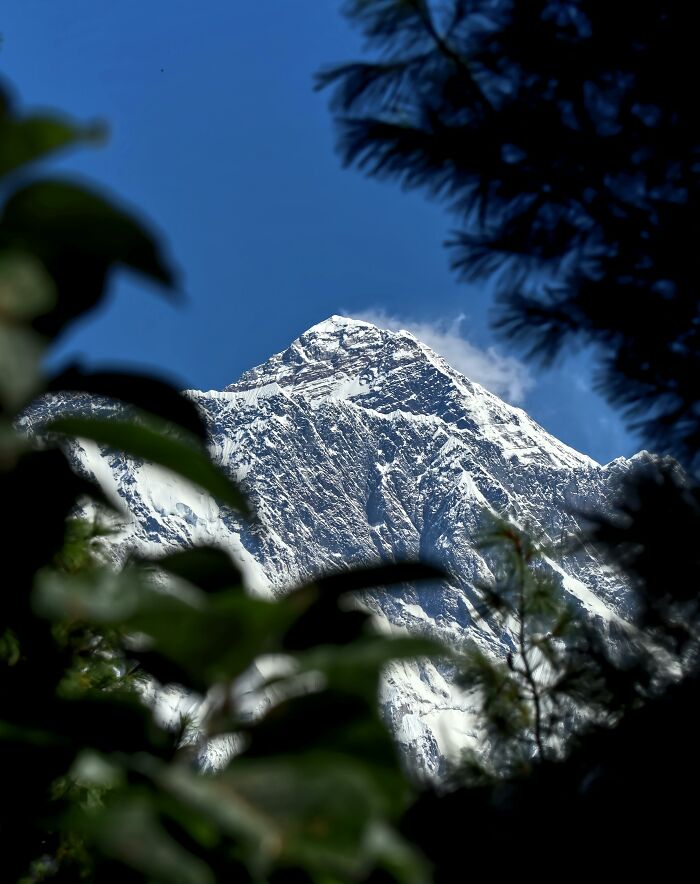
[
  {"xmin": 320, "ymin": 2, "xmax": 700, "ymax": 876},
  {"xmin": 4, "ymin": 0, "xmax": 700, "ymax": 878},
  {"xmin": 320, "ymin": 0, "xmax": 700, "ymax": 468},
  {"xmin": 1, "ymin": 77, "xmax": 445, "ymax": 882}
]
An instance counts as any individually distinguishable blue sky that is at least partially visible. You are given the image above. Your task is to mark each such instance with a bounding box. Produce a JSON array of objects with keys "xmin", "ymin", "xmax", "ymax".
[{"xmin": 1, "ymin": 1, "xmax": 637, "ymax": 463}]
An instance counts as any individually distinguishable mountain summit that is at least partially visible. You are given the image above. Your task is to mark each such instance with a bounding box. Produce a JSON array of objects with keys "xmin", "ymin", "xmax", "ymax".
[
  {"xmin": 225, "ymin": 315, "xmax": 592, "ymax": 471},
  {"xmin": 31, "ymin": 315, "xmax": 634, "ymax": 775}
]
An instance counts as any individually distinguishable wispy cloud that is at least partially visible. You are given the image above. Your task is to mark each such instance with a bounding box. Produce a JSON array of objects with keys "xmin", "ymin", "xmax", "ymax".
[{"xmin": 351, "ymin": 309, "xmax": 534, "ymax": 404}]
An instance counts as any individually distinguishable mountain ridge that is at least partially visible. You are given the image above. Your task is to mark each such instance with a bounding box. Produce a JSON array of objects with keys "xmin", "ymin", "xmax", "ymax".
[
  {"xmin": 24, "ymin": 314, "xmax": 636, "ymax": 775},
  {"xmin": 217, "ymin": 315, "xmax": 597, "ymax": 472}
]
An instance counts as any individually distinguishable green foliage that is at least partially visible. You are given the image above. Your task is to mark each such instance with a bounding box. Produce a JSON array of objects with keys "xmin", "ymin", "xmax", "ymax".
[
  {"xmin": 455, "ymin": 517, "xmax": 612, "ymax": 778},
  {"xmin": 0, "ymin": 76, "xmax": 446, "ymax": 882},
  {"xmin": 0, "ymin": 87, "xmax": 104, "ymax": 178},
  {"xmin": 0, "ymin": 251, "xmax": 55, "ymax": 412},
  {"xmin": 2, "ymin": 179, "xmax": 177, "ymax": 338},
  {"xmin": 5, "ymin": 4, "xmax": 695, "ymax": 876}
]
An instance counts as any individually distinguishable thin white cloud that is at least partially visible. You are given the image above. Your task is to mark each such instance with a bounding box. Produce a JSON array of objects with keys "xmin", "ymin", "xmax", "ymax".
[{"xmin": 351, "ymin": 309, "xmax": 534, "ymax": 404}]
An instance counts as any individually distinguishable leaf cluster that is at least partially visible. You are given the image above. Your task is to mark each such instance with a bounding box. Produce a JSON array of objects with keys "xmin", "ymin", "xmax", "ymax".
[
  {"xmin": 0, "ymin": 77, "xmax": 447, "ymax": 883},
  {"xmin": 320, "ymin": 0, "xmax": 700, "ymax": 468}
]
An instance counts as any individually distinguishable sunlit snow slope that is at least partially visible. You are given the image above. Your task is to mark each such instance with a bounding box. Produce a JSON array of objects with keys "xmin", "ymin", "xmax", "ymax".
[{"xmin": 30, "ymin": 316, "xmax": 636, "ymax": 776}]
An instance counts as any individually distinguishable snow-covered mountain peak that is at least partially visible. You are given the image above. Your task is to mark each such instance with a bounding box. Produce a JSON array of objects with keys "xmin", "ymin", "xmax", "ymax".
[
  {"xmin": 306, "ymin": 313, "xmax": 381, "ymax": 335},
  {"xmin": 26, "ymin": 314, "xmax": 636, "ymax": 776},
  {"xmin": 223, "ymin": 315, "xmax": 595, "ymax": 471},
  {"xmin": 224, "ymin": 314, "xmax": 421, "ymax": 400}
]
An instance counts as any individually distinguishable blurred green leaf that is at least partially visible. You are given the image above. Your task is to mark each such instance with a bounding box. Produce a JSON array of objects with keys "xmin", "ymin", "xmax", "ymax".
[
  {"xmin": 224, "ymin": 755, "xmax": 397, "ymax": 879},
  {"xmin": 312, "ymin": 561, "xmax": 447, "ymax": 596},
  {"xmin": 291, "ymin": 635, "xmax": 447, "ymax": 699},
  {"xmin": 0, "ymin": 179, "xmax": 177, "ymax": 336},
  {"xmin": 135, "ymin": 751, "xmax": 427, "ymax": 883},
  {"xmin": 1, "ymin": 448, "xmax": 113, "ymax": 608},
  {"xmin": 2, "ymin": 690, "xmax": 170, "ymax": 759},
  {"xmin": 129, "ymin": 591, "xmax": 293, "ymax": 689},
  {"xmin": 84, "ymin": 793, "xmax": 215, "ymax": 884},
  {"xmin": 34, "ymin": 566, "xmax": 145, "ymax": 624},
  {"xmin": 58, "ymin": 692, "xmax": 172, "ymax": 755},
  {"xmin": 148, "ymin": 760, "xmax": 280, "ymax": 850},
  {"xmin": 240, "ymin": 689, "xmax": 403, "ymax": 794},
  {"xmin": 47, "ymin": 365, "xmax": 209, "ymax": 441},
  {"xmin": 35, "ymin": 565, "xmax": 291, "ymax": 689},
  {"xmin": 0, "ymin": 251, "xmax": 56, "ymax": 411},
  {"xmin": 0, "ymin": 250, "xmax": 55, "ymax": 320},
  {"xmin": 0, "ymin": 111, "xmax": 105, "ymax": 178},
  {"xmin": 141, "ymin": 546, "xmax": 244, "ymax": 594},
  {"xmin": 0, "ymin": 323, "xmax": 45, "ymax": 412},
  {"xmin": 0, "ymin": 627, "xmax": 20, "ymax": 665},
  {"xmin": 2, "ymin": 178, "xmax": 174, "ymax": 284},
  {"xmin": 283, "ymin": 561, "xmax": 445, "ymax": 651},
  {"xmin": 365, "ymin": 820, "xmax": 431, "ymax": 884},
  {"xmin": 45, "ymin": 416, "xmax": 250, "ymax": 516}
]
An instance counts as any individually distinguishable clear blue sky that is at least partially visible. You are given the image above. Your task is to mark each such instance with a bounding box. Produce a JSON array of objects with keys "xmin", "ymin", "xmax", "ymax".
[{"xmin": 1, "ymin": 1, "xmax": 637, "ymax": 463}]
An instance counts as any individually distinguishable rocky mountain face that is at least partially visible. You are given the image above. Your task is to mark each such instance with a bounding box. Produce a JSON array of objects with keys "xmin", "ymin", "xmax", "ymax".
[{"xmin": 25, "ymin": 316, "xmax": 636, "ymax": 776}]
